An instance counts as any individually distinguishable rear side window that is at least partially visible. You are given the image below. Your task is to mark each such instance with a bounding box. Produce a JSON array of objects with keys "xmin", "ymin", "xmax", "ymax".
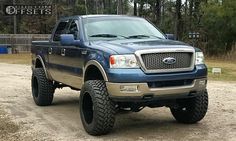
[{"xmin": 53, "ymin": 20, "xmax": 70, "ymax": 41}]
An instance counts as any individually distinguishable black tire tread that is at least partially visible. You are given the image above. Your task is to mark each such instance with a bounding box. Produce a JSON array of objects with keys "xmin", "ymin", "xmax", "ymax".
[
  {"xmin": 170, "ymin": 90, "xmax": 208, "ymax": 123},
  {"xmin": 80, "ymin": 80, "xmax": 115, "ymax": 135},
  {"xmin": 32, "ymin": 68, "xmax": 54, "ymax": 106}
]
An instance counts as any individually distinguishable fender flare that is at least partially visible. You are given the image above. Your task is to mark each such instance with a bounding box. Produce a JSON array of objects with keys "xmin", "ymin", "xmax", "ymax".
[
  {"xmin": 83, "ymin": 60, "xmax": 108, "ymax": 83},
  {"xmin": 34, "ymin": 55, "xmax": 49, "ymax": 79}
]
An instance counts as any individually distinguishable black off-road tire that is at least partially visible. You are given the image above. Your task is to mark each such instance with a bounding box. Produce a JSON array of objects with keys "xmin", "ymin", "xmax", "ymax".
[
  {"xmin": 170, "ymin": 90, "xmax": 208, "ymax": 124},
  {"xmin": 80, "ymin": 80, "xmax": 115, "ymax": 136},
  {"xmin": 31, "ymin": 68, "xmax": 54, "ymax": 106}
]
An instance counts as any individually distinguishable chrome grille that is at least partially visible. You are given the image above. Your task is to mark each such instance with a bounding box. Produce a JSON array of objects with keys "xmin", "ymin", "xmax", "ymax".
[
  {"xmin": 141, "ymin": 52, "xmax": 192, "ymax": 70},
  {"xmin": 135, "ymin": 48, "xmax": 195, "ymax": 73}
]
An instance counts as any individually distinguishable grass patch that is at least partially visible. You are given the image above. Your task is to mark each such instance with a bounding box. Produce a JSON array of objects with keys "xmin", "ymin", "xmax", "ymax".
[
  {"xmin": 0, "ymin": 54, "xmax": 235, "ymax": 81},
  {"xmin": 0, "ymin": 53, "xmax": 31, "ymax": 65},
  {"xmin": 206, "ymin": 59, "xmax": 236, "ymax": 81}
]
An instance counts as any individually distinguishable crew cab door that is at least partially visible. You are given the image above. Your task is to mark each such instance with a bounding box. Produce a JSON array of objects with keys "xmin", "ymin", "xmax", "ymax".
[
  {"xmin": 48, "ymin": 19, "xmax": 70, "ymax": 83},
  {"xmin": 58, "ymin": 19, "xmax": 85, "ymax": 88},
  {"xmin": 48, "ymin": 19, "xmax": 85, "ymax": 89}
]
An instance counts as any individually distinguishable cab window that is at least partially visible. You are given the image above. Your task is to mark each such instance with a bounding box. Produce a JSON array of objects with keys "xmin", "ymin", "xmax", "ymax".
[
  {"xmin": 53, "ymin": 20, "xmax": 70, "ymax": 41},
  {"xmin": 67, "ymin": 20, "xmax": 79, "ymax": 40}
]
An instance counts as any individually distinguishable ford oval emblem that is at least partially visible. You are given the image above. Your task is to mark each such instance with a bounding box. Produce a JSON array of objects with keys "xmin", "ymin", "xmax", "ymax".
[{"xmin": 162, "ymin": 57, "xmax": 176, "ymax": 65}]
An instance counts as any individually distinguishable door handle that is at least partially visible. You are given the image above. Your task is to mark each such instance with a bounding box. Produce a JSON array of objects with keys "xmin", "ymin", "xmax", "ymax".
[
  {"xmin": 48, "ymin": 48, "xmax": 52, "ymax": 55},
  {"xmin": 61, "ymin": 49, "xmax": 66, "ymax": 56}
]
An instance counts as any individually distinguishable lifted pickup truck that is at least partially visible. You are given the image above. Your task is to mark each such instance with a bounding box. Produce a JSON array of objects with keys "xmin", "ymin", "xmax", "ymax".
[{"xmin": 31, "ymin": 15, "xmax": 208, "ymax": 135}]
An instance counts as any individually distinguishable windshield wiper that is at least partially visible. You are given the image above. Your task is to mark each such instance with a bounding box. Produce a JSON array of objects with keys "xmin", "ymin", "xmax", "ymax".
[
  {"xmin": 127, "ymin": 34, "xmax": 162, "ymax": 39},
  {"xmin": 89, "ymin": 34, "xmax": 127, "ymax": 39}
]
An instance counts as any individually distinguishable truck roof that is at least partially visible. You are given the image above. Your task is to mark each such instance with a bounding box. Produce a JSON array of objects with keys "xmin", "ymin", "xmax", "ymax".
[{"xmin": 60, "ymin": 14, "xmax": 141, "ymax": 20}]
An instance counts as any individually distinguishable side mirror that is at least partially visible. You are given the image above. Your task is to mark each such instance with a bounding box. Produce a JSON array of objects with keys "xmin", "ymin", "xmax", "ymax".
[
  {"xmin": 165, "ymin": 34, "xmax": 175, "ymax": 40},
  {"xmin": 60, "ymin": 34, "xmax": 80, "ymax": 46}
]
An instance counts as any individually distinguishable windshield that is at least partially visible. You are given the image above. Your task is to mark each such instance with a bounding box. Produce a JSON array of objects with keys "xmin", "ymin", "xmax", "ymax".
[{"xmin": 82, "ymin": 17, "xmax": 166, "ymax": 41}]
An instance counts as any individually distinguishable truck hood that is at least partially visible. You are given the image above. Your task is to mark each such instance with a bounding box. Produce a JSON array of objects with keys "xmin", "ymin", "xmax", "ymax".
[{"xmin": 90, "ymin": 39, "xmax": 194, "ymax": 54}]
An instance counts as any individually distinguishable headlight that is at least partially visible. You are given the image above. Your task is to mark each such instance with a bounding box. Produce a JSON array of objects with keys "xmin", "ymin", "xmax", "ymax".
[
  {"xmin": 110, "ymin": 55, "xmax": 139, "ymax": 68},
  {"xmin": 195, "ymin": 52, "xmax": 204, "ymax": 65}
]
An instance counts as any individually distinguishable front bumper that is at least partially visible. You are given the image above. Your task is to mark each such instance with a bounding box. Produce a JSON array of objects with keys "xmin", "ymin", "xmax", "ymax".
[
  {"xmin": 106, "ymin": 78, "xmax": 207, "ymax": 100},
  {"xmin": 106, "ymin": 64, "xmax": 207, "ymax": 83}
]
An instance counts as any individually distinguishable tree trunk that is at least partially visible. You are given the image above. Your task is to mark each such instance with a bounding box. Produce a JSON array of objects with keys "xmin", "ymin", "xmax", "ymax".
[
  {"xmin": 134, "ymin": 0, "xmax": 137, "ymax": 16},
  {"xmin": 117, "ymin": 0, "xmax": 123, "ymax": 14},
  {"xmin": 155, "ymin": 0, "xmax": 161, "ymax": 26},
  {"xmin": 175, "ymin": 0, "xmax": 182, "ymax": 40},
  {"xmin": 161, "ymin": 0, "xmax": 165, "ymax": 26},
  {"xmin": 139, "ymin": 2, "xmax": 144, "ymax": 16},
  {"xmin": 184, "ymin": 0, "xmax": 188, "ymax": 33},
  {"xmin": 189, "ymin": 0, "xmax": 193, "ymax": 31}
]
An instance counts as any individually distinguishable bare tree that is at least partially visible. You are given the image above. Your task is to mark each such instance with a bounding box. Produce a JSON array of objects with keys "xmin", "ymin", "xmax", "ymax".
[
  {"xmin": 117, "ymin": 0, "xmax": 122, "ymax": 14},
  {"xmin": 134, "ymin": 0, "xmax": 137, "ymax": 16},
  {"xmin": 175, "ymin": 0, "xmax": 182, "ymax": 40},
  {"xmin": 155, "ymin": 0, "xmax": 161, "ymax": 26},
  {"xmin": 189, "ymin": 0, "xmax": 193, "ymax": 30}
]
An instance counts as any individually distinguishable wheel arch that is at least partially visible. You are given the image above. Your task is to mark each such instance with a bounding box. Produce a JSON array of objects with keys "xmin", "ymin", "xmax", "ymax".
[
  {"xmin": 34, "ymin": 55, "xmax": 49, "ymax": 79},
  {"xmin": 83, "ymin": 60, "xmax": 108, "ymax": 83}
]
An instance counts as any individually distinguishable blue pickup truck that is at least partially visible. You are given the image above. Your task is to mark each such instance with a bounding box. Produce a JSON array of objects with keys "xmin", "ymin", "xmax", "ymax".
[{"xmin": 31, "ymin": 15, "xmax": 208, "ymax": 135}]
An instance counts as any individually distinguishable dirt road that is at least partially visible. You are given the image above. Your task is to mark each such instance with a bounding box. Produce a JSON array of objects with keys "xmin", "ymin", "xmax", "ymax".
[{"xmin": 0, "ymin": 63, "xmax": 235, "ymax": 141}]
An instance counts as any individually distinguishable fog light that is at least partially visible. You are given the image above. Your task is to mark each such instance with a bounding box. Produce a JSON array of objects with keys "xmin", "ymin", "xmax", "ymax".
[
  {"xmin": 120, "ymin": 85, "xmax": 138, "ymax": 93},
  {"xmin": 199, "ymin": 80, "xmax": 206, "ymax": 87}
]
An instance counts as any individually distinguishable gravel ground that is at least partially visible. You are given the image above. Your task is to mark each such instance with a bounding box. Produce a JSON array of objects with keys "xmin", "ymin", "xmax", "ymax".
[{"xmin": 0, "ymin": 63, "xmax": 235, "ymax": 141}]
